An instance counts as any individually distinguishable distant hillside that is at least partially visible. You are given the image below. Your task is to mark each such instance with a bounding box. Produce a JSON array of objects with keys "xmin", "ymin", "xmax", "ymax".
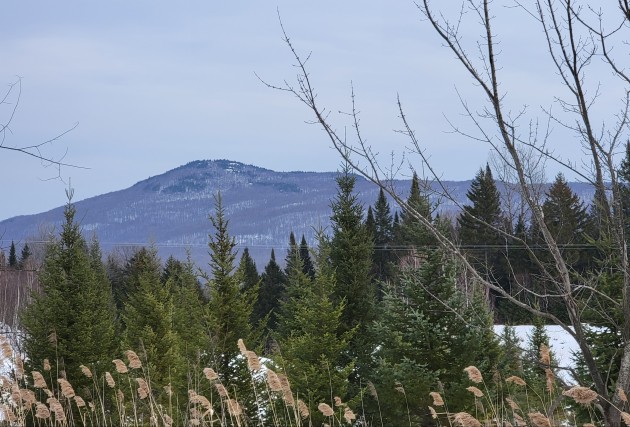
[{"xmin": 0, "ymin": 159, "xmax": 595, "ymax": 268}]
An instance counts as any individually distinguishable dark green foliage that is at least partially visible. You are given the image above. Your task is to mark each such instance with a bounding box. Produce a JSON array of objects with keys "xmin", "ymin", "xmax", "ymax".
[
  {"xmin": 395, "ymin": 173, "xmax": 433, "ymax": 249},
  {"xmin": 122, "ymin": 247, "xmax": 187, "ymax": 400},
  {"xmin": 163, "ymin": 255, "xmax": 210, "ymax": 363},
  {"xmin": 205, "ymin": 193, "xmax": 256, "ymax": 378},
  {"xmin": 372, "ymin": 188, "xmax": 396, "ymax": 283},
  {"xmin": 275, "ymin": 235, "xmax": 354, "ymax": 424},
  {"xmin": 19, "ymin": 243, "xmax": 32, "ymax": 268},
  {"xmin": 8, "ymin": 241, "xmax": 16, "ymax": 268},
  {"xmin": 299, "ymin": 234, "xmax": 316, "ymax": 280},
  {"xmin": 329, "ymin": 166, "xmax": 376, "ymax": 377},
  {"xmin": 365, "ymin": 205, "xmax": 376, "ymax": 237},
  {"xmin": 284, "ymin": 231, "xmax": 300, "ymax": 276},
  {"xmin": 370, "ymin": 250, "xmax": 500, "ymax": 424},
  {"xmin": 238, "ymin": 247, "xmax": 260, "ymax": 292},
  {"xmin": 457, "ymin": 165, "xmax": 510, "ymax": 320},
  {"xmin": 21, "ymin": 199, "xmax": 118, "ymax": 391},
  {"xmin": 257, "ymin": 249, "xmax": 286, "ymax": 332}
]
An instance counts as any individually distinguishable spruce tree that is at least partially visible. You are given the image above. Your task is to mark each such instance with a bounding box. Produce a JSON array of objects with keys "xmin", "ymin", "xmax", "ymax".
[
  {"xmin": 299, "ymin": 234, "xmax": 316, "ymax": 280},
  {"xmin": 395, "ymin": 173, "xmax": 433, "ymax": 249},
  {"xmin": 21, "ymin": 197, "xmax": 117, "ymax": 391},
  {"xmin": 238, "ymin": 247, "xmax": 260, "ymax": 292},
  {"xmin": 371, "ymin": 250, "xmax": 500, "ymax": 424},
  {"xmin": 256, "ymin": 249, "xmax": 286, "ymax": 332},
  {"xmin": 163, "ymin": 256, "xmax": 210, "ymax": 364},
  {"xmin": 19, "ymin": 243, "xmax": 32, "ymax": 269},
  {"xmin": 205, "ymin": 193, "xmax": 256, "ymax": 378},
  {"xmin": 275, "ymin": 234, "xmax": 354, "ymax": 424},
  {"xmin": 122, "ymin": 247, "xmax": 187, "ymax": 401},
  {"xmin": 373, "ymin": 188, "xmax": 395, "ymax": 283},
  {"xmin": 8, "ymin": 241, "xmax": 17, "ymax": 268},
  {"xmin": 457, "ymin": 165, "xmax": 509, "ymax": 318},
  {"xmin": 329, "ymin": 166, "xmax": 375, "ymax": 377}
]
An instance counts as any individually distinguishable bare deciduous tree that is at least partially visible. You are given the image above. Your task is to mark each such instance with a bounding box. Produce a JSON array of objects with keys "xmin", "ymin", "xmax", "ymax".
[
  {"xmin": 0, "ymin": 76, "xmax": 83, "ymax": 179},
  {"xmin": 264, "ymin": 2, "xmax": 630, "ymax": 426}
]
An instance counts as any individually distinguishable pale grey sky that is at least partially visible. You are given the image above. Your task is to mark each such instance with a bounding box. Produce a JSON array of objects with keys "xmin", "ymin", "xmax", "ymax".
[{"xmin": 0, "ymin": 1, "xmax": 625, "ymax": 220}]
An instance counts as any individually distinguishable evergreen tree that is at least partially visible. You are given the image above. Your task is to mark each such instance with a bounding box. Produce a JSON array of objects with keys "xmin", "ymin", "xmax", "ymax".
[
  {"xmin": 256, "ymin": 249, "xmax": 286, "ymax": 332},
  {"xmin": 122, "ymin": 247, "xmax": 187, "ymax": 402},
  {"xmin": 365, "ymin": 205, "xmax": 376, "ymax": 237},
  {"xmin": 329, "ymin": 166, "xmax": 375, "ymax": 377},
  {"xmin": 238, "ymin": 247, "xmax": 260, "ymax": 292},
  {"xmin": 284, "ymin": 231, "xmax": 300, "ymax": 276},
  {"xmin": 205, "ymin": 193, "xmax": 256, "ymax": 379},
  {"xmin": 395, "ymin": 173, "xmax": 433, "ymax": 249},
  {"xmin": 275, "ymin": 234, "xmax": 354, "ymax": 425},
  {"xmin": 21, "ymin": 197, "xmax": 117, "ymax": 391},
  {"xmin": 457, "ymin": 165, "xmax": 509, "ymax": 318},
  {"xmin": 370, "ymin": 250, "xmax": 500, "ymax": 424},
  {"xmin": 8, "ymin": 241, "xmax": 17, "ymax": 268},
  {"xmin": 163, "ymin": 255, "xmax": 210, "ymax": 363},
  {"xmin": 19, "ymin": 243, "xmax": 32, "ymax": 269},
  {"xmin": 372, "ymin": 188, "xmax": 395, "ymax": 283},
  {"xmin": 299, "ymin": 234, "xmax": 316, "ymax": 280}
]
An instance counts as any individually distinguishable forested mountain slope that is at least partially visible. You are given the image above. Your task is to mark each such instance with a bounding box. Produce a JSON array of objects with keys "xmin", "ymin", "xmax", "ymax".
[{"xmin": 0, "ymin": 159, "xmax": 594, "ymax": 267}]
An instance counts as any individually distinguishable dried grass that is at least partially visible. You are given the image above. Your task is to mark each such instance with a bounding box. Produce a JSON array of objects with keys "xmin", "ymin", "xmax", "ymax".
[
  {"xmin": 113, "ymin": 359, "xmax": 128, "ymax": 374},
  {"xmin": 318, "ymin": 402, "xmax": 334, "ymax": 417},
  {"xmin": 105, "ymin": 372, "xmax": 115, "ymax": 388},
  {"xmin": 125, "ymin": 350, "xmax": 142, "ymax": 369},
  {"xmin": 203, "ymin": 367, "xmax": 218, "ymax": 381},
  {"xmin": 464, "ymin": 366, "xmax": 483, "ymax": 383},
  {"xmin": 32, "ymin": 371, "xmax": 47, "ymax": 389},
  {"xmin": 430, "ymin": 391, "xmax": 445, "ymax": 406},
  {"xmin": 505, "ymin": 376, "xmax": 527, "ymax": 386},
  {"xmin": 562, "ymin": 386, "xmax": 598, "ymax": 405},
  {"xmin": 528, "ymin": 412, "xmax": 551, "ymax": 427},
  {"xmin": 80, "ymin": 364, "xmax": 93, "ymax": 378},
  {"xmin": 297, "ymin": 399, "xmax": 309, "ymax": 419},
  {"xmin": 466, "ymin": 386, "xmax": 484, "ymax": 398},
  {"xmin": 453, "ymin": 412, "xmax": 481, "ymax": 427}
]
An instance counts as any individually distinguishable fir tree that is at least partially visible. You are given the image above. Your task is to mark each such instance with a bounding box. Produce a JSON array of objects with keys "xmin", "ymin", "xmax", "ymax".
[
  {"xmin": 299, "ymin": 234, "xmax": 316, "ymax": 280},
  {"xmin": 457, "ymin": 165, "xmax": 509, "ymax": 318},
  {"xmin": 275, "ymin": 234, "xmax": 354, "ymax": 425},
  {"xmin": 256, "ymin": 249, "xmax": 286, "ymax": 332},
  {"xmin": 8, "ymin": 241, "xmax": 17, "ymax": 268},
  {"xmin": 205, "ymin": 193, "xmax": 256, "ymax": 378},
  {"xmin": 21, "ymin": 196, "xmax": 117, "ymax": 391},
  {"xmin": 329, "ymin": 166, "xmax": 375, "ymax": 377},
  {"xmin": 395, "ymin": 173, "xmax": 433, "ymax": 249},
  {"xmin": 238, "ymin": 247, "xmax": 260, "ymax": 292},
  {"xmin": 370, "ymin": 250, "xmax": 500, "ymax": 424},
  {"xmin": 163, "ymin": 255, "xmax": 210, "ymax": 363},
  {"xmin": 19, "ymin": 243, "xmax": 32, "ymax": 269},
  {"xmin": 372, "ymin": 188, "xmax": 395, "ymax": 283},
  {"xmin": 122, "ymin": 247, "xmax": 187, "ymax": 402}
]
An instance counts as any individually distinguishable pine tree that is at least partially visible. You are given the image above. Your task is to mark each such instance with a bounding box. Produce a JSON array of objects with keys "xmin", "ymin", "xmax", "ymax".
[
  {"xmin": 256, "ymin": 249, "xmax": 286, "ymax": 332},
  {"xmin": 8, "ymin": 241, "xmax": 17, "ymax": 268},
  {"xmin": 299, "ymin": 234, "xmax": 316, "ymax": 280},
  {"xmin": 329, "ymin": 166, "xmax": 375, "ymax": 377},
  {"xmin": 21, "ymin": 197, "xmax": 117, "ymax": 391},
  {"xmin": 205, "ymin": 193, "xmax": 256, "ymax": 379},
  {"xmin": 275, "ymin": 234, "xmax": 354, "ymax": 424}
]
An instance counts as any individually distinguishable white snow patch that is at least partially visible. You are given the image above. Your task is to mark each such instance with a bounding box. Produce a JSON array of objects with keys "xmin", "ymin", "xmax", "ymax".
[{"xmin": 494, "ymin": 325, "xmax": 580, "ymax": 382}]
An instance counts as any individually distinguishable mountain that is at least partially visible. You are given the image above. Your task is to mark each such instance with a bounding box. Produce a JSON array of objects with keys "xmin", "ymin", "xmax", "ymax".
[{"xmin": 0, "ymin": 159, "xmax": 595, "ymax": 269}]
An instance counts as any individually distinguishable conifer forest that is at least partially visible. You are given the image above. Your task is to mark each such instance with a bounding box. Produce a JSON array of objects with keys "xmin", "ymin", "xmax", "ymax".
[{"xmin": 5, "ymin": 1, "xmax": 630, "ymax": 426}]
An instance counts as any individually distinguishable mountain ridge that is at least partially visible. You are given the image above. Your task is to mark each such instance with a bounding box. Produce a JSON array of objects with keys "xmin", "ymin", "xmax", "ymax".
[{"xmin": 0, "ymin": 159, "xmax": 595, "ymax": 268}]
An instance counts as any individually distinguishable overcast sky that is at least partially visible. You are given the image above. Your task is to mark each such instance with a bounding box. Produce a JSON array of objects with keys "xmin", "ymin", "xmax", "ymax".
[{"xmin": 0, "ymin": 1, "xmax": 625, "ymax": 220}]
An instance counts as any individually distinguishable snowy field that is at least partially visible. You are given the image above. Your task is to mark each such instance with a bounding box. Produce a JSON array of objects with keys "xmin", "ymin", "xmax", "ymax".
[{"xmin": 494, "ymin": 325, "xmax": 580, "ymax": 382}]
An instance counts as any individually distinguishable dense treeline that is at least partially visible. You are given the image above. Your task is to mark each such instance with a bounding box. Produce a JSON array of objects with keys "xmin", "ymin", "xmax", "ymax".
[{"xmin": 9, "ymin": 146, "xmax": 630, "ymax": 425}]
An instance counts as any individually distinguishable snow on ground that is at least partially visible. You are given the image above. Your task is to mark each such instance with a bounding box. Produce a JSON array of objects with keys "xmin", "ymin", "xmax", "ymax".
[{"xmin": 494, "ymin": 325, "xmax": 580, "ymax": 382}]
